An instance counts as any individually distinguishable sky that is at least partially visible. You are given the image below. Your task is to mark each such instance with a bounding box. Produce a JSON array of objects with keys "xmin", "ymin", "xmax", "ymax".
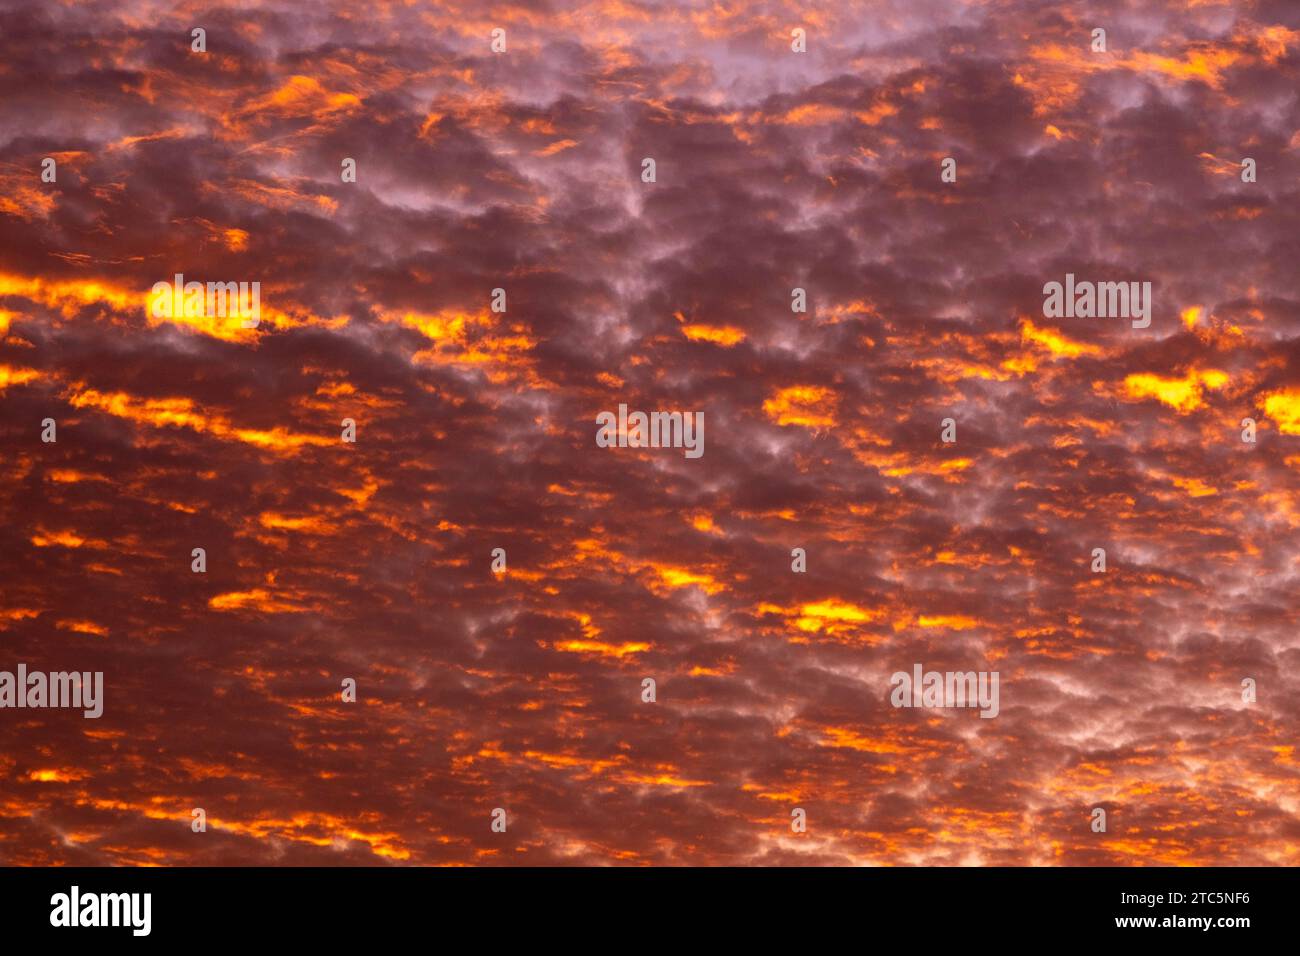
[{"xmin": 0, "ymin": 0, "xmax": 1297, "ymax": 866}]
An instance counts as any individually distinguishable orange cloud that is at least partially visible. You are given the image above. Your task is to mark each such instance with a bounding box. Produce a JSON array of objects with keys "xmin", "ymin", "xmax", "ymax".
[
  {"xmin": 1260, "ymin": 387, "xmax": 1300, "ymax": 434},
  {"xmin": 763, "ymin": 385, "xmax": 837, "ymax": 428},
  {"xmin": 1121, "ymin": 368, "xmax": 1229, "ymax": 413}
]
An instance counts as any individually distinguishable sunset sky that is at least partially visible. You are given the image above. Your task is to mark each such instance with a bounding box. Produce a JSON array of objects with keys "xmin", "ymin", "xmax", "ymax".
[{"xmin": 1, "ymin": 0, "xmax": 1298, "ymax": 866}]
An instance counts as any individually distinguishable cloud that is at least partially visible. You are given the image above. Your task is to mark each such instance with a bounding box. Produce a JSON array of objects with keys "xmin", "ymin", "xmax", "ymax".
[{"xmin": 0, "ymin": 0, "xmax": 1296, "ymax": 867}]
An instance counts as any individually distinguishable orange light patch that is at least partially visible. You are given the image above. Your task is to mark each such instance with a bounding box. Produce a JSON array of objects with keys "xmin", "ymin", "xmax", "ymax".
[
  {"xmin": 778, "ymin": 103, "xmax": 845, "ymax": 126},
  {"xmin": 916, "ymin": 614, "xmax": 981, "ymax": 630},
  {"xmin": 620, "ymin": 771, "xmax": 711, "ymax": 788},
  {"xmin": 535, "ymin": 138, "xmax": 578, "ymax": 156},
  {"xmin": 819, "ymin": 727, "xmax": 906, "ymax": 754},
  {"xmin": 855, "ymin": 101, "xmax": 899, "ymax": 125},
  {"xmin": 209, "ymin": 589, "xmax": 305, "ymax": 613},
  {"xmin": 0, "ymin": 272, "xmax": 136, "ymax": 318},
  {"xmin": 218, "ymin": 179, "xmax": 338, "ymax": 217},
  {"xmin": 0, "ymin": 180, "xmax": 58, "ymax": 220},
  {"xmin": 0, "ymin": 608, "xmax": 41, "ymax": 624},
  {"xmin": 763, "ymin": 385, "xmax": 837, "ymax": 428},
  {"xmin": 0, "ymin": 364, "xmax": 40, "ymax": 390},
  {"xmin": 553, "ymin": 639, "xmax": 650, "ymax": 658},
  {"xmin": 653, "ymin": 565, "xmax": 725, "ymax": 594},
  {"xmin": 1170, "ymin": 476, "xmax": 1218, "ymax": 497},
  {"xmin": 1122, "ymin": 368, "xmax": 1228, "ymax": 413},
  {"xmin": 244, "ymin": 74, "xmax": 361, "ymax": 117},
  {"xmin": 681, "ymin": 323, "xmax": 745, "ymax": 346},
  {"xmin": 68, "ymin": 387, "xmax": 334, "ymax": 453},
  {"xmin": 690, "ymin": 513, "xmax": 721, "ymax": 535},
  {"xmin": 28, "ymin": 769, "xmax": 82, "ymax": 783},
  {"xmin": 757, "ymin": 598, "xmax": 884, "ymax": 641},
  {"xmin": 1127, "ymin": 46, "xmax": 1244, "ymax": 89},
  {"xmin": 258, "ymin": 512, "xmax": 336, "ymax": 534},
  {"xmin": 31, "ymin": 528, "xmax": 106, "ymax": 549},
  {"xmin": 56, "ymin": 620, "xmax": 109, "ymax": 637},
  {"xmin": 1020, "ymin": 318, "xmax": 1101, "ymax": 358},
  {"xmin": 1260, "ymin": 387, "xmax": 1300, "ymax": 434}
]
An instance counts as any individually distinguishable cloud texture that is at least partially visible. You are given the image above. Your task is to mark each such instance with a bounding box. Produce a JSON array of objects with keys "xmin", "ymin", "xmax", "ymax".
[{"xmin": 0, "ymin": 0, "xmax": 1298, "ymax": 865}]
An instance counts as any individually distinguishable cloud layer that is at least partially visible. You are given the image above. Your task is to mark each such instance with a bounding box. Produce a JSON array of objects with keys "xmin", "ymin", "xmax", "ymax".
[{"xmin": 0, "ymin": 0, "xmax": 1297, "ymax": 865}]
